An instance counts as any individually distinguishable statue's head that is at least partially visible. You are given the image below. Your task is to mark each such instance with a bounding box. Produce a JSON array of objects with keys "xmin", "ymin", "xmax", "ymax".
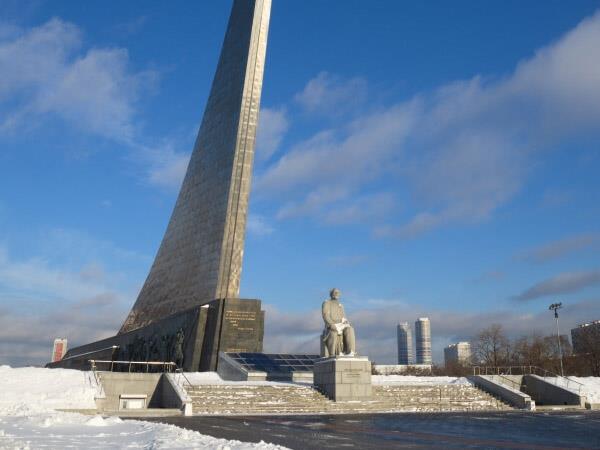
[{"xmin": 329, "ymin": 288, "xmax": 341, "ymax": 301}]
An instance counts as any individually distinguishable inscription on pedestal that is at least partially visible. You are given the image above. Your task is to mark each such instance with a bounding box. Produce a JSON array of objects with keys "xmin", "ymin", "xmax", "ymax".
[
  {"xmin": 314, "ymin": 357, "xmax": 372, "ymax": 402},
  {"xmin": 219, "ymin": 299, "xmax": 264, "ymax": 354},
  {"xmin": 225, "ymin": 310, "xmax": 257, "ymax": 331}
]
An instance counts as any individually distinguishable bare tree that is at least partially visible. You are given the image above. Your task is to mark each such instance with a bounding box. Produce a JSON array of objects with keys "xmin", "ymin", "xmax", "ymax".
[
  {"xmin": 513, "ymin": 333, "xmax": 549, "ymax": 367},
  {"xmin": 473, "ymin": 324, "xmax": 511, "ymax": 367},
  {"xmin": 512, "ymin": 332, "xmax": 571, "ymax": 372}
]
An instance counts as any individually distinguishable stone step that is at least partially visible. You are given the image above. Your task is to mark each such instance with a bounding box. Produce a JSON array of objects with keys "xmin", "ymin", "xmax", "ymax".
[
  {"xmin": 192, "ymin": 395, "xmax": 498, "ymax": 405},
  {"xmin": 184, "ymin": 383, "xmax": 512, "ymax": 415},
  {"xmin": 191, "ymin": 400, "xmax": 496, "ymax": 407}
]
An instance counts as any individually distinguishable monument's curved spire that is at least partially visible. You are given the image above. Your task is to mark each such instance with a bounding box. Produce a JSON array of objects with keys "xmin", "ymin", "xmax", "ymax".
[{"xmin": 120, "ymin": 0, "xmax": 272, "ymax": 333}]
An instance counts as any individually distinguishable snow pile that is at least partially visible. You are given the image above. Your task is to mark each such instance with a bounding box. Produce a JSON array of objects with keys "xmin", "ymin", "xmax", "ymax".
[
  {"xmin": 534, "ymin": 376, "xmax": 600, "ymax": 403},
  {"xmin": 0, "ymin": 413, "xmax": 286, "ymax": 449},
  {"xmin": 570, "ymin": 377, "xmax": 600, "ymax": 403},
  {"xmin": 0, "ymin": 366, "xmax": 288, "ymax": 449},
  {"xmin": 372, "ymin": 375, "xmax": 473, "ymax": 385},
  {"xmin": 0, "ymin": 365, "xmax": 98, "ymax": 415}
]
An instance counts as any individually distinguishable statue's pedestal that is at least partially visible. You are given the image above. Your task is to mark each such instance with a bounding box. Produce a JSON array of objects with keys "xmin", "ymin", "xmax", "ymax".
[{"xmin": 313, "ymin": 356, "xmax": 372, "ymax": 402}]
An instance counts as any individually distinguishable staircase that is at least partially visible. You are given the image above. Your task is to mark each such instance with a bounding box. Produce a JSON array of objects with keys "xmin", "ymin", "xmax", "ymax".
[{"xmin": 187, "ymin": 383, "xmax": 511, "ymax": 415}]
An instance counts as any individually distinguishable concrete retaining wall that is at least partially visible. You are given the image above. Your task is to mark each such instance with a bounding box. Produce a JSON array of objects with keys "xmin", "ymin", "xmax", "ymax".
[
  {"xmin": 217, "ymin": 352, "xmax": 266, "ymax": 381},
  {"xmin": 96, "ymin": 372, "xmax": 162, "ymax": 411},
  {"xmin": 469, "ymin": 375, "xmax": 533, "ymax": 410},
  {"xmin": 96, "ymin": 372, "xmax": 191, "ymax": 415},
  {"xmin": 523, "ymin": 374, "xmax": 586, "ymax": 407},
  {"xmin": 162, "ymin": 374, "xmax": 192, "ymax": 416}
]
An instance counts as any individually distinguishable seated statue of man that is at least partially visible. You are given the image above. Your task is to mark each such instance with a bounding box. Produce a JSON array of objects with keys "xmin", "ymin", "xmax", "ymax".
[{"xmin": 321, "ymin": 288, "xmax": 356, "ymax": 357}]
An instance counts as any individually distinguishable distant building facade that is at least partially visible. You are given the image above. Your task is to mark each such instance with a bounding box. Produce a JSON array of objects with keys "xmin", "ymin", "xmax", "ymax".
[
  {"xmin": 571, "ymin": 320, "xmax": 600, "ymax": 354},
  {"xmin": 51, "ymin": 338, "xmax": 68, "ymax": 362},
  {"xmin": 444, "ymin": 342, "xmax": 472, "ymax": 367},
  {"xmin": 415, "ymin": 317, "xmax": 432, "ymax": 365},
  {"xmin": 397, "ymin": 322, "xmax": 414, "ymax": 365}
]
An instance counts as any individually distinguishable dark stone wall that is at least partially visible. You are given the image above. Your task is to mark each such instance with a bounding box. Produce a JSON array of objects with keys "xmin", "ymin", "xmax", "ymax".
[{"xmin": 47, "ymin": 298, "xmax": 264, "ymax": 372}]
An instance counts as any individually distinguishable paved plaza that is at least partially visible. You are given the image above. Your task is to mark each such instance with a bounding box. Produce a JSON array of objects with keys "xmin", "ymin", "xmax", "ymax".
[{"xmin": 144, "ymin": 411, "xmax": 600, "ymax": 449}]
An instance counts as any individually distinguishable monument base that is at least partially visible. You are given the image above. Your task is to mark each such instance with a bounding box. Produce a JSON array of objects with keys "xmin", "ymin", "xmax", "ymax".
[
  {"xmin": 46, "ymin": 298, "xmax": 264, "ymax": 372},
  {"xmin": 313, "ymin": 356, "xmax": 372, "ymax": 402}
]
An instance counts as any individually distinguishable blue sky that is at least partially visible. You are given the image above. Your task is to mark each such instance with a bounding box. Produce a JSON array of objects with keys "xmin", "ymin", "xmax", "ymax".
[{"xmin": 1, "ymin": 0, "xmax": 599, "ymax": 365}]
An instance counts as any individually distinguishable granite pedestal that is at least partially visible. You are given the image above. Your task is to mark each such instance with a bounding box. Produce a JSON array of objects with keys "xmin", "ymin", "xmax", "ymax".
[{"xmin": 313, "ymin": 356, "xmax": 372, "ymax": 402}]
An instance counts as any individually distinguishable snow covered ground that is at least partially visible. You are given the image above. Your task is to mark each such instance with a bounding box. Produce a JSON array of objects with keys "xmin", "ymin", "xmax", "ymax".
[
  {"xmin": 564, "ymin": 376, "xmax": 600, "ymax": 403},
  {"xmin": 372, "ymin": 375, "xmax": 472, "ymax": 385},
  {"xmin": 0, "ymin": 366, "xmax": 287, "ymax": 449},
  {"xmin": 185, "ymin": 372, "xmax": 474, "ymax": 387},
  {"xmin": 504, "ymin": 374, "xmax": 600, "ymax": 404},
  {"xmin": 183, "ymin": 372, "xmax": 310, "ymax": 387}
]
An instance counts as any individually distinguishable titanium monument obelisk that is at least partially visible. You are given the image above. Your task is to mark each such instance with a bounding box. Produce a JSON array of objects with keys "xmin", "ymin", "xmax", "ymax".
[
  {"xmin": 49, "ymin": 0, "xmax": 271, "ymax": 371},
  {"xmin": 121, "ymin": 0, "xmax": 271, "ymax": 333}
]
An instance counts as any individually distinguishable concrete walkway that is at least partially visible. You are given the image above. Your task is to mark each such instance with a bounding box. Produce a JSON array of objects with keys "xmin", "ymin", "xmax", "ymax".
[{"xmin": 140, "ymin": 411, "xmax": 600, "ymax": 450}]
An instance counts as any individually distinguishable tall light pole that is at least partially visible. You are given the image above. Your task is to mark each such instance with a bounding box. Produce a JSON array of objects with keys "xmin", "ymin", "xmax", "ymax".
[{"xmin": 549, "ymin": 302, "xmax": 564, "ymax": 377}]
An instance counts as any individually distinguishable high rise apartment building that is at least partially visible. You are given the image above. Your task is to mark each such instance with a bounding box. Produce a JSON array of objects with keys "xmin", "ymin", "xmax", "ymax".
[
  {"xmin": 444, "ymin": 342, "xmax": 471, "ymax": 367},
  {"xmin": 397, "ymin": 322, "xmax": 414, "ymax": 364},
  {"xmin": 415, "ymin": 317, "xmax": 432, "ymax": 365}
]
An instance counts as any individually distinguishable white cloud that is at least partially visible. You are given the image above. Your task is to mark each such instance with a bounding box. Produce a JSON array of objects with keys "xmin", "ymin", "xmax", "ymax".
[
  {"xmin": 255, "ymin": 107, "xmax": 289, "ymax": 161},
  {"xmin": 257, "ymin": 101, "xmax": 418, "ymax": 218},
  {"xmin": 143, "ymin": 142, "xmax": 191, "ymax": 190},
  {"xmin": 0, "ymin": 18, "xmax": 156, "ymax": 142},
  {"xmin": 276, "ymin": 185, "xmax": 351, "ymax": 220},
  {"xmin": 514, "ymin": 269, "xmax": 600, "ymax": 301},
  {"xmin": 0, "ymin": 231, "xmax": 144, "ymax": 366},
  {"xmin": 518, "ymin": 232, "xmax": 600, "ymax": 263},
  {"xmin": 323, "ymin": 192, "xmax": 395, "ymax": 226},
  {"xmin": 0, "ymin": 18, "xmax": 187, "ymax": 194},
  {"xmin": 0, "ymin": 250, "xmax": 90, "ymax": 302},
  {"xmin": 40, "ymin": 228, "xmax": 149, "ymax": 266},
  {"xmin": 259, "ymin": 11, "xmax": 600, "ymax": 236},
  {"xmin": 246, "ymin": 214, "xmax": 274, "ymax": 236},
  {"xmin": 294, "ymin": 71, "xmax": 368, "ymax": 116}
]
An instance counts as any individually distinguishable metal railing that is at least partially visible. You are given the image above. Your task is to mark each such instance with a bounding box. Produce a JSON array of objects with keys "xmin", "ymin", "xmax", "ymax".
[
  {"xmin": 89, "ymin": 360, "xmax": 179, "ymax": 373},
  {"xmin": 472, "ymin": 365, "xmax": 584, "ymax": 394},
  {"xmin": 84, "ymin": 369, "xmax": 106, "ymax": 400},
  {"xmin": 489, "ymin": 374, "xmax": 522, "ymax": 391},
  {"xmin": 173, "ymin": 368, "xmax": 193, "ymax": 394},
  {"xmin": 89, "ymin": 360, "xmax": 194, "ymax": 406},
  {"xmin": 57, "ymin": 345, "xmax": 119, "ymax": 362}
]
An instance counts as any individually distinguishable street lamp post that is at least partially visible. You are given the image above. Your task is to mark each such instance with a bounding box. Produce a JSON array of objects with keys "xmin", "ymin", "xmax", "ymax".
[{"xmin": 549, "ymin": 302, "xmax": 564, "ymax": 377}]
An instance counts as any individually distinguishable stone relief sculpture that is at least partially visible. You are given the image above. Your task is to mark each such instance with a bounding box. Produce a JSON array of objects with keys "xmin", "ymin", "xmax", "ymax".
[
  {"xmin": 149, "ymin": 335, "xmax": 160, "ymax": 361},
  {"xmin": 112, "ymin": 324, "xmax": 187, "ymax": 370},
  {"xmin": 173, "ymin": 328, "xmax": 185, "ymax": 367},
  {"xmin": 321, "ymin": 288, "xmax": 356, "ymax": 357},
  {"xmin": 160, "ymin": 335, "xmax": 170, "ymax": 361}
]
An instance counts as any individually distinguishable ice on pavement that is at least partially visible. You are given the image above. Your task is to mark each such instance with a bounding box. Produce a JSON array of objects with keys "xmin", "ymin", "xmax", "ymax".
[{"xmin": 0, "ymin": 365, "xmax": 288, "ymax": 449}]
